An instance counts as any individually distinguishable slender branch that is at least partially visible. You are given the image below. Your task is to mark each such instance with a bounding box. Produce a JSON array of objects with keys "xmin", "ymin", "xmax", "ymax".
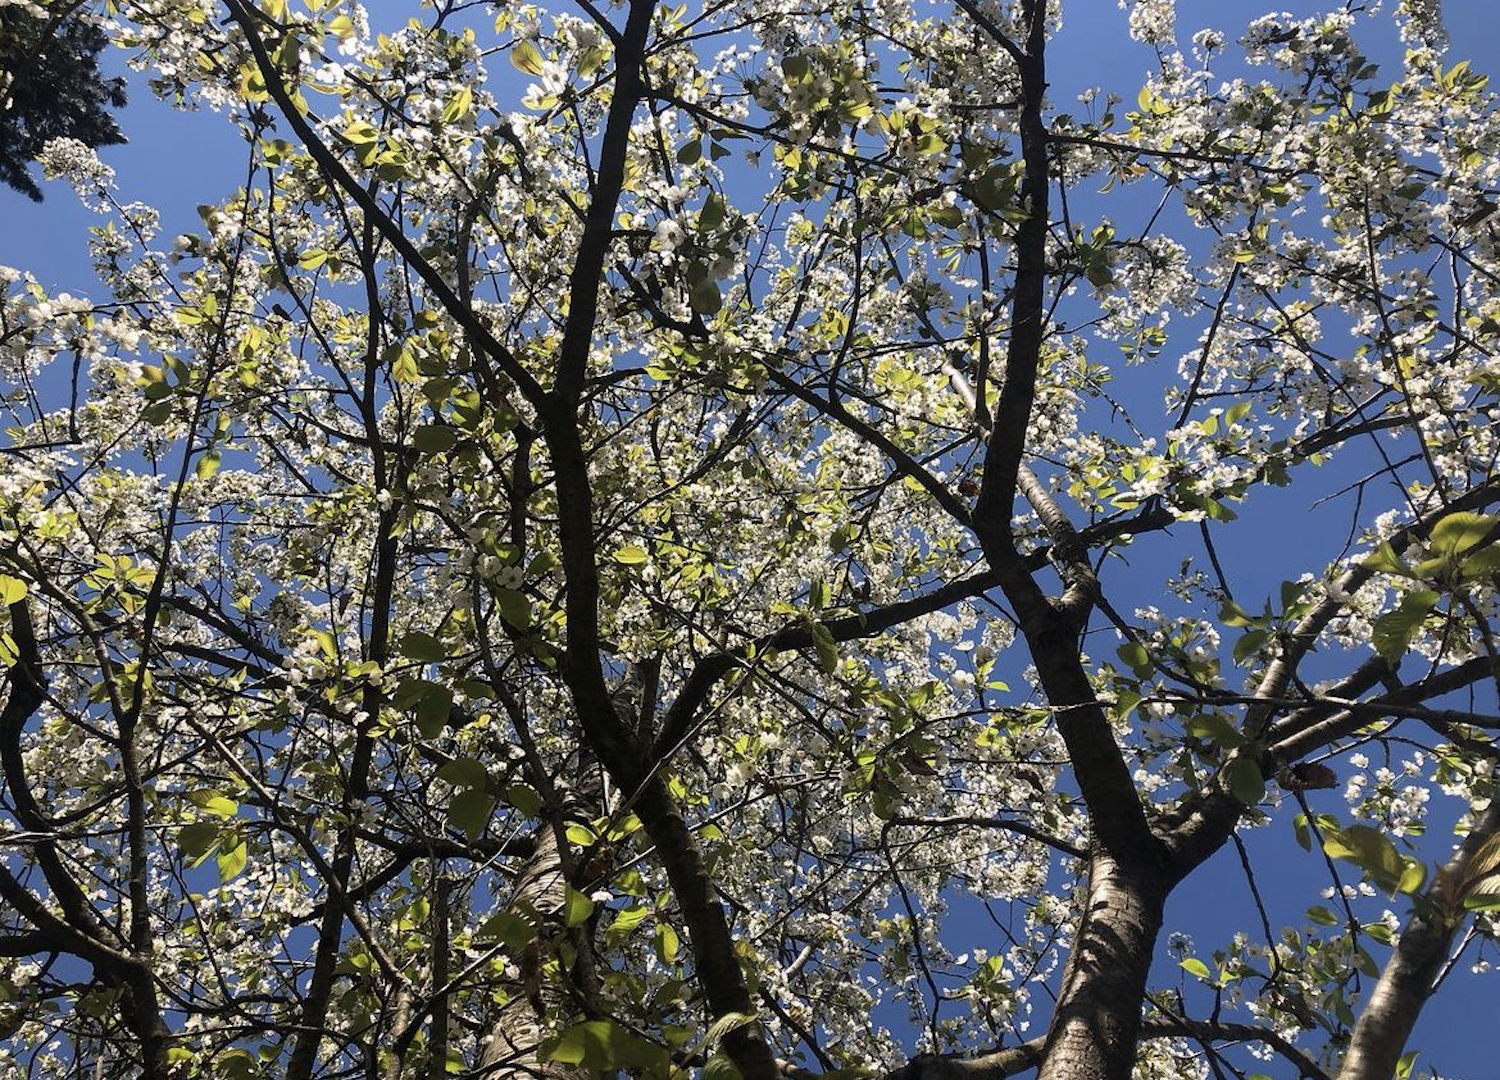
[
  {"xmin": 881, "ymin": 1015, "xmax": 1330, "ymax": 1080},
  {"xmin": 224, "ymin": 0, "xmax": 545, "ymax": 405},
  {"xmin": 554, "ymin": 0, "xmax": 656, "ymax": 403},
  {"xmin": 653, "ymin": 570, "xmax": 1002, "ymax": 757},
  {"xmin": 767, "ymin": 368, "xmax": 974, "ymax": 527},
  {"xmin": 886, "ymin": 814, "xmax": 1086, "ymax": 860}
]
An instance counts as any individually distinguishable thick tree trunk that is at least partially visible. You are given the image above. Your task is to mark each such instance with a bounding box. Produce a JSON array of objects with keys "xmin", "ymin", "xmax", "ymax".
[
  {"xmin": 476, "ymin": 817, "xmax": 582, "ymax": 1079},
  {"xmin": 477, "ymin": 758, "xmax": 604, "ymax": 1079},
  {"xmin": 1337, "ymin": 913, "xmax": 1448, "ymax": 1080},
  {"xmin": 1036, "ymin": 852, "xmax": 1167, "ymax": 1080}
]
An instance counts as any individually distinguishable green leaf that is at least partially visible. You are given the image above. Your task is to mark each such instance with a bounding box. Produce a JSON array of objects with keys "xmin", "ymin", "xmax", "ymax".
[
  {"xmin": 387, "ymin": 343, "xmax": 419, "ymax": 383},
  {"xmin": 0, "ymin": 575, "xmax": 28, "ymax": 605},
  {"xmin": 478, "ymin": 909, "xmax": 536, "ymax": 950},
  {"xmin": 1116, "ymin": 641, "xmax": 1151, "ymax": 675},
  {"xmin": 1459, "ymin": 546, "xmax": 1500, "ymax": 580},
  {"xmin": 412, "ymin": 424, "xmax": 457, "ymax": 454},
  {"xmin": 565, "ymin": 823, "xmax": 598, "ymax": 846},
  {"xmin": 196, "ymin": 448, "xmax": 223, "ymax": 480},
  {"xmin": 511, "ymin": 40, "xmax": 545, "ymax": 76},
  {"xmin": 688, "ymin": 276, "xmax": 722, "ymax": 315},
  {"xmin": 440, "ymin": 86, "xmax": 473, "ymax": 123},
  {"xmin": 1232, "ymin": 628, "xmax": 1268, "ymax": 665},
  {"xmin": 447, "ymin": 789, "xmax": 495, "ymax": 838},
  {"xmin": 1186, "ymin": 713, "xmax": 1245, "ymax": 748},
  {"xmin": 1325, "ymin": 824, "xmax": 1407, "ymax": 893},
  {"xmin": 699, "ymin": 192, "xmax": 727, "ymax": 232},
  {"xmin": 1218, "ymin": 599, "xmax": 1253, "ymax": 627},
  {"xmin": 606, "ymin": 904, "xmax": 650, "ymax": 946},
  {"xmin": 1179, "ymin": 958, "xmax": 1211, "ymax": 980},
  {"xmin": 544, "ymin": 1020, "xmax": 666, "ymax": 1071},
  {"xmin": 1429, "ymin": 511, "xmax": 1496, "ymax": 556},
  {"xmin": 217, "ymin": 838, "xmax": 248, "ymax": 882},
  {"xmin": 436, "ymin": 757, "xmax": 488, "ymax": 791},
  {"xmin": 577, "ymin": 44, "xmax": 608, "ymax": 77},
  {"xmin": 178, "ymin": 822, "xmax": 221, "ymax": 864},
  {"xmin": 187, "ymin": 789, "xmax": 239, "ymax": 819},
  {"xmin": 780, "ymin": 55, "xmax": 810, "ymax": 80},
  {"xmin": 505, "ymin": 783, "xmax": 543, "ymax": 816},
  {"xmin": 399, "ymin": 630, "xmax": 446, "ymax": 662},
  {"xmin": 1306, "ymin": 904, "xmax": 1339, "ymax": 925},
  {"xmin": 414, "ymin": 683, "xmax": 454, "ymax": 738},
  {"xmin": 391, "ymin": 676, "xmax": 437, "ymax": 708},
  {"xmin": 611, "ymin": 544, "xmax": 649, "ymax": 565},
  {"xmin": 655, "ymin": 921, "xmax": 680, "ymax": 962},
  {"xmin": 704, "ymin": 1054, "xmax": 744, "ymax": 1080},
  {"xmin": 809, "ymin": 621, "xmax": 839, "ymax": 673},
  {"xmin": 562, "ymin": 886, "xmax": 595, "ymax": 928},
  {"xmin": 1224, "ymin": 757, "xmax": 1265, "ymax": 806},
  {"xmin": 526, "ymin": 551, "xmax": 558, "ymax": 577},
  {"xmin": 705, "ymin": 1012, "xmax": 759, "ymax": 1047},
  {"xmin": 1398, "ymin": 859, "xmax": 1427, "ymax": 895},
  {"xmin": 214, "ymin": 1047, "xmax": 259, "ymax": 1080},
  {"xmin": 1396, "ymin": 1051, "xmax": 1419, "ymax": 1080},
  {"xmin": 1371, "ymin": 589, "xmax": 1439, "ymax": 662},
  {"xmin": 307, "ymin": 630, "xmax": 337, "ymax": 659},
  {"xmin": 494, "ymin": 587, "xmax": 532, "ymax": 630}
]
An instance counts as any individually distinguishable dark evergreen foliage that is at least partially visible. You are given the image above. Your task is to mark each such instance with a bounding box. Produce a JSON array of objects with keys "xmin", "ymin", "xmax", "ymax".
[{"xmin": 0, "ymin": 4, "xmax": 126, "ymax": 201}]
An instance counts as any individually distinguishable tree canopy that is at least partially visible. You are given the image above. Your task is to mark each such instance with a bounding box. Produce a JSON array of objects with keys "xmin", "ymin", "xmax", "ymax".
[
  {"xmin": 0, "ymin": 1, "xmax": 126, "ymax": 201},
  {"xmin": 1, "ymin": 2, "xmax": 1499, "ymax": 1079}
]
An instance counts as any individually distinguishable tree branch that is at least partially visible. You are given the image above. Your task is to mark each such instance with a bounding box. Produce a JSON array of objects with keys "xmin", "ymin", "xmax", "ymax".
[{"xmin": 224, "ymin": 0, "xmax": 545, "ymax": 406}]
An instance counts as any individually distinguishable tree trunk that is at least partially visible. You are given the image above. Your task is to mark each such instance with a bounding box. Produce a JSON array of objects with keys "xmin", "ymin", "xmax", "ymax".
[
  {"xmin": 1036, "ymin": 851, "xmax": 1167, "ymax": 1080},
  {"xmin": 1339, "ymin": 802, "xmax": 1500, "ymax": 1080},
  {"xmin": 476, "ymin": 817, "xmax": 582, "ymax": 1079},
  {"xmin": 476, "ymin": 758, "xmax": 603, "ymax": 1080}
]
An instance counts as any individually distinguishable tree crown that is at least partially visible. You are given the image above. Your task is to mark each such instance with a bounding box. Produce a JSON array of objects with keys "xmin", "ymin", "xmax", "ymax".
[{"xmin": 1, "ymin": 2, "xmax": 1497, "ymax": 1080}]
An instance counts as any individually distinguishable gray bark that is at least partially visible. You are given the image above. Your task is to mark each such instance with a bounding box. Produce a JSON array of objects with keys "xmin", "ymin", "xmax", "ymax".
[
  {"xmin": 1340, "ymin": 801, "xmax": 1500, "ymax": 1080},
  {"xmin": 1035, "ymin": 852, "xmax": 1167, "ymax": 1080},
  {"xmin": 476, "ymin": 814, "xmax": 586, "ymax": 1080}
]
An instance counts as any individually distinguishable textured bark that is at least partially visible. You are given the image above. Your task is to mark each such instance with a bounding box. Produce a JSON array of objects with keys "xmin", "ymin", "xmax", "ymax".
[
  {"xmin": 1337, "ymin": 914, "xmax": 1448, "ymax": 1080},
  {"xmin": 1036, "ymin": 853, "xmax": 1167, "ymax": 1080},
  {"xmin": 476, "ymin": 818, "xmax": 585, "ymax": 1080},
  {"xmin": 1340, "ymin": 801, "xmax": 1500, "ymax": 1080},
  {"xmin": 477, "ymin": 764, "xmax": 603, "ymax": 1080},
  {"xmin": 890, "ymin": 1018, "xmax": 1330, "ymax": 1080}
]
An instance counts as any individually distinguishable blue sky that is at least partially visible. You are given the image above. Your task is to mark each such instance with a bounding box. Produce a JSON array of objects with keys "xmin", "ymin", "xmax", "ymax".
[{"xmin": 3, "ymin": 2, "xmax": 1498, "ymax": 1076}]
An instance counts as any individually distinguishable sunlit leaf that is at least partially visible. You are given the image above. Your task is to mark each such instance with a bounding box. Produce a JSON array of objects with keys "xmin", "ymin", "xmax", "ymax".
[
  {"xmin": 216, "ymin": 838, "xmax": 248, "ymax": 882},
  {"xmin": 1179, "ymin": 958, "xmax": 1211, "ymax": 980},
  {"xmin": 562, "ymin": 886, "xmax": 595, "ymax": 928},
  {"xmin": 511, "ymin": 40, "xmax": 545, "ymax": 76},
  {"xmin": 0, "ymin": 575, "xmax": 27, "ymax": 605},
  {"xmin": 1371, "ymin": 589, "xmax": 1438, "ymax": 661}
]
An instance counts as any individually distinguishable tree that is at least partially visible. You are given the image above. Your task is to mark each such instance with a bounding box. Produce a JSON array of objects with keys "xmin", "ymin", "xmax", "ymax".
[
  {"xmin": 1, "ymin": 0, "xmax": 1498, "ymax": 1078},
  {"xmin": 0, "ymin": 1, "xmax": 126, "ymax": 201}
]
